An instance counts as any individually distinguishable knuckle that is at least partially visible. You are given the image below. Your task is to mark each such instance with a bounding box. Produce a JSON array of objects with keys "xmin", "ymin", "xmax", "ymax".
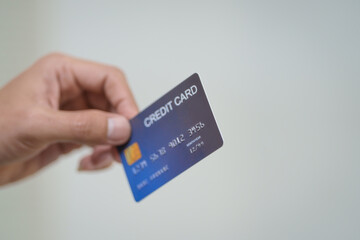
[
  {"xmin": 43, "ymin": 52, "xmax": 66, "ymax": 61},
  {"xmin": 107, "ymin": 65, "xmax": 126, "ymax": 81},
  {"xmin": 43, "ymin": 52, "xmax": 67, "ymax": 61},
  {"xmin": 36, "ymin": 52, "xmax": 68, "ymax": 69}
]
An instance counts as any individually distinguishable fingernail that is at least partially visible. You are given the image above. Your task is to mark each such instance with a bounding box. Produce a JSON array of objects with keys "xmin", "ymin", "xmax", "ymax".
[
  {"xmin": 78, "ymin": 157, "xmax": 91, "ymax": 171},
  {"xmin": 94, "ymin": 151, "xmax": 114, "ymax": 169},
  {"xmin": 107, "ymin": 116, "xmax": 131, "ymax": 144},
  {"xmin": 78, "ymin": 152, "xmax": 115, "ymax": 171}
]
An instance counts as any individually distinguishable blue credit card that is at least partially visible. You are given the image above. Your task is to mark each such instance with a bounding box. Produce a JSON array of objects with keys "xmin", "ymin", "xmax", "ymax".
[{"xmin": 117, "ymin": 73, "xmax": 223, "ymax": 202}]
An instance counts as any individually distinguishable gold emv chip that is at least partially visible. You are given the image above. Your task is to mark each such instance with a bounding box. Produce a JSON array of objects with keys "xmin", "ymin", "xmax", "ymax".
[{"xmin": 124, "ymin": 142, "xmax": 142, "ymax": 165}]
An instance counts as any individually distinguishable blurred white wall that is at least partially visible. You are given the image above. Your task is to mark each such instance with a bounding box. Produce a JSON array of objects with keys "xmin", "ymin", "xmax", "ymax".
[{"xmin": 0, "ymin": 0, "xmax": 359, "ymax": 239}]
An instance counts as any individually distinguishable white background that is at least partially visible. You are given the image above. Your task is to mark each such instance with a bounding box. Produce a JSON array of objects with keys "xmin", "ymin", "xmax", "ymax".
[{"xmin": 0, "ymin": 1, "xmax": 359, "ymax": 239}]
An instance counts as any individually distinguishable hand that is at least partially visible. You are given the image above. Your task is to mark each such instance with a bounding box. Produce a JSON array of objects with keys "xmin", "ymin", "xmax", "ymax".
[{"xmin": 0, "ymin": 53, "xmax": 138, "ymax": 186}]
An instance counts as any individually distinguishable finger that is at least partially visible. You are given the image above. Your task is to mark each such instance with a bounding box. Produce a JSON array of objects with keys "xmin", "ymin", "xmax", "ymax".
[
  {"xmin": 38, "ymin": 109, "xmax": 131, "ymax": 146},
  {"xmin": 78, "ymin": 145, "xmax": 114, "ymax": 171},
  {"xmin": 70, "ymin": 60, "xmax": 139, "ymax": 118},
  {"xmin": 0, "ymin": 144, "xmax": 62, "ymax": 186},
  {"xmin": 0, "ymin": 142, "xmax": 82, "ymax": 186},
  {"xmin": 42, "ymin": 53, "xmax": 139, "ymax": 119}
]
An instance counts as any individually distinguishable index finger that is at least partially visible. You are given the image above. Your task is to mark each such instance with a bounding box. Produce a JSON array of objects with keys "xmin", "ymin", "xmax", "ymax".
[{"xmin": 44, "ymin": 53, "xmax": 139, "ymax": 119}]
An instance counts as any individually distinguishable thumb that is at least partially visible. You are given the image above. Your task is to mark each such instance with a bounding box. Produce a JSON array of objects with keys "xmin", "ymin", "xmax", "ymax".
[{"xmin": 40, "ymin": 109, "xmax": 131, "ymax": 146}]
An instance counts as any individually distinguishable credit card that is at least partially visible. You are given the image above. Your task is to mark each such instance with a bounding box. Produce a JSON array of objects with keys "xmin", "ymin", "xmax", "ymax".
[{"xmin": 117, "ymin": 73, "xmax": 223, "ymax": 202}]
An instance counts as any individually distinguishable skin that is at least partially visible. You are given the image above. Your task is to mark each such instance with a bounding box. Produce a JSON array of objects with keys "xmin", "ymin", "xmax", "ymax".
[{"xmin": 0, "ymin": 53, "xmax": 138, "ymax": 186}]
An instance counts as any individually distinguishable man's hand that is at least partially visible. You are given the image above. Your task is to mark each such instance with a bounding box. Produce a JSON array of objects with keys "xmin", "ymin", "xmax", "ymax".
[{"xmin": 0, "ymin": 53, "xmax": 138, "ymax": 186}]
